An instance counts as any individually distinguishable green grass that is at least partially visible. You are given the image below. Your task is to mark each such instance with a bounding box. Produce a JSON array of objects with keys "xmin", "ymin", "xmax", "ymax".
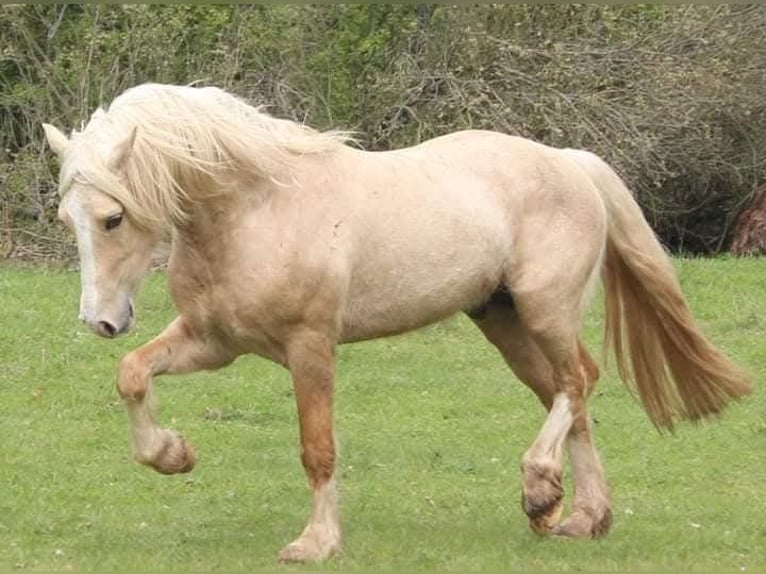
[{"xmin": 0, "ymin": 258, "xmax": 764, "ymax": 571}]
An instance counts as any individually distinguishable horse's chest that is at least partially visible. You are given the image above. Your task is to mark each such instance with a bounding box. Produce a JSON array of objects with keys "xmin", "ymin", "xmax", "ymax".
[
  {"xmin": 167, "ymin": 266, "xmax": 290, "ymax": 363},
  {"xmin": 168, "ymin": 272, "xmax": 221, "ymax": 330}
]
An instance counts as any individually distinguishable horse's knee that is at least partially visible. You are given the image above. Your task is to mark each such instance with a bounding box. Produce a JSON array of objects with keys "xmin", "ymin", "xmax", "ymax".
[
  {"xmin": 117, "ymin": 351, "xmax": 149, "ymax": 401},
  {"xmin": 301, "ymin": 440, "xmax": 336, "ymax": 488}
]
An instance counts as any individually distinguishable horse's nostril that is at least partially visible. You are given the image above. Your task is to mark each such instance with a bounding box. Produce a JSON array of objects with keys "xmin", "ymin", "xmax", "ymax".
[{"xmin": 99, "ymin": 320, "xmax": 117, "ymax": 337}]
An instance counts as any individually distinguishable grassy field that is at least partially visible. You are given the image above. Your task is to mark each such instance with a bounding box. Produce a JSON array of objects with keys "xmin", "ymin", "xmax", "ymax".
[{"xmin": 0, "ymin": 258, "xmax": 764, "ymax": 571}]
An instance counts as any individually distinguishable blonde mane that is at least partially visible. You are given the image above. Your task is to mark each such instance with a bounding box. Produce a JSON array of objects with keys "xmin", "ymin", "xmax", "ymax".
[{"xmin": 61, "ymin": 83, "xmax": 351, "ymax": 228}]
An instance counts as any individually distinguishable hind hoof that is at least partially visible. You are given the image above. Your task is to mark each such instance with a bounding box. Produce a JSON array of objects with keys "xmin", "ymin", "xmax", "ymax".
[
  {"xmin": 553, "ymin": 506, "xmax": 612, "ymax": 538},
  {"xmin": 521, "ymin": 457, "xmax": 564, "ymax": 534}
]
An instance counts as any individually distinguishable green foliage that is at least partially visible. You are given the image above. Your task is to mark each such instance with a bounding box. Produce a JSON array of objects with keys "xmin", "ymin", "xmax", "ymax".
[
  {"xmin": 1, "ymin": 5, "xmax": 765, "ymax": 256},
  {"xmin": 0, "ymin": 259, "xmax": 764, "ymax": 569}
]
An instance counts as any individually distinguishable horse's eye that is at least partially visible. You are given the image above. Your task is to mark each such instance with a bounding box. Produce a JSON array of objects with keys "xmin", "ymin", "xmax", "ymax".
[{"xmin": 105, "ymin": 213, "xmax": 123, "ymax": 231}]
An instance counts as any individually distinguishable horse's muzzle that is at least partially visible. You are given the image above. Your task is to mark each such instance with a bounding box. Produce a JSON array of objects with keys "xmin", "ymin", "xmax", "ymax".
[{"xmin": 84, "ymin": 300, "xmax": 135, "ymax": 339}]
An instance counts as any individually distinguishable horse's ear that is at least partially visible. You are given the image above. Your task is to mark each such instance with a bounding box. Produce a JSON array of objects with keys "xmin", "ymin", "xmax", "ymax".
[
  {"xmin": 109, "ymin": 126, "xmax": 138, "ymax": 172},
  {"xmin": 42, "ymin": 123, "xmax": 69, "ymax": 157}
]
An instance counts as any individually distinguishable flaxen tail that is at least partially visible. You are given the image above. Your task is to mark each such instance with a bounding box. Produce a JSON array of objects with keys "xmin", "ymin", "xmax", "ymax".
[{"xmin": 565, "ymin": 149, "xmax": 751, "ymax": 429}]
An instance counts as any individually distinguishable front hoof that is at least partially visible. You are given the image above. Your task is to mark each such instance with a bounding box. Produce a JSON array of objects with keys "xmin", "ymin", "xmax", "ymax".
[
  {"xmin": 142, "ymin": 433, "xmax": 197, "ymax": 475},
  {"xmin": 278, "ymin": 533, "xmax": 340, "ymax": 564}
]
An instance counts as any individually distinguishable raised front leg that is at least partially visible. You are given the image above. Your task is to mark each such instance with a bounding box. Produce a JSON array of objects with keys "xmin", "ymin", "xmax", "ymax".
[
  {"xmin": 278, "ymin": 331, "xmax": 340, "ymax": 564},
  {"xmin": 117, "ymin": 316, "xmax": 230, "ymax": 474}
]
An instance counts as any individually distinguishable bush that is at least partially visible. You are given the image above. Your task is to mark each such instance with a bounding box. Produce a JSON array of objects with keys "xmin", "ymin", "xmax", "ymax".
[{"xmin": 1, "ymin": 5, "xmax": 764, "ymax": 258}]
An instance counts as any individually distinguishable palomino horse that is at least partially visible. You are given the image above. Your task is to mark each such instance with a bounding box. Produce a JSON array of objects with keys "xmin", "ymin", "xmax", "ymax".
[{"xmin": 43, "ymin": 83, "xmax": 750, "ymax": 563}]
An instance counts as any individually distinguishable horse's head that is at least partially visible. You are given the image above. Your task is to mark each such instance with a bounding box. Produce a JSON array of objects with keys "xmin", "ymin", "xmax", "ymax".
[{"xmin": 43, "ymin": 121, "xmax": 158, "ymax": 338}]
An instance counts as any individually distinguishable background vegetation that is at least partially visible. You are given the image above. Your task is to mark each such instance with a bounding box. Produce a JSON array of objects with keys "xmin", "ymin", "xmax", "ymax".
[
  {"xmin": 0, "ymin": 258, "xmax": 764, "ymax": 570},
  {"xmin": 1, "ymin": 4, "xmax": 765, "ymax": 259}
]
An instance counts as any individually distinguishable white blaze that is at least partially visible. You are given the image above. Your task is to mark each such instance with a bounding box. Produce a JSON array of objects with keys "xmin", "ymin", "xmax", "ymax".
[{"xmin": 67, "ymin": 193, "xmax": 98, "ymax": 320}]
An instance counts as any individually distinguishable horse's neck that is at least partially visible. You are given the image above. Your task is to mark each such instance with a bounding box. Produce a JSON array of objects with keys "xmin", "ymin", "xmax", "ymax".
[
  {"xmin": 168, "ymin": 188, "xmax": 249, "ymax": 252},
  {"xmin": 170, "ymin": 212, "xmax": 223, "ymax": 254}
]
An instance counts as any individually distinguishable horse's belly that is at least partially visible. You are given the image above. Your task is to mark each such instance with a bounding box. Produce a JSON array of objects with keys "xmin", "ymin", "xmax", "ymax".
[
  {"xmin": 338, "ymin": 223, "xmax": 508, "ymax": 343},
  {"xmin": 339, "ymin": 268, "xmax": 501, "ymax": 342}
]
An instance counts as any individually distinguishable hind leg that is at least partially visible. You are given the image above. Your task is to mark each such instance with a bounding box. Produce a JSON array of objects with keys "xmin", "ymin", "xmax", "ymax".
[
  {"xmin": 514, "ymin": 251, "xmax": 614, "ymax": 539},
  {"xmin": 558, "ymin": 338, "xmax": 612, "ymax": 536},
  {"xmin": 470, "ymin": 302, "xmax": 562, "ymax": 532},
  {"xmin": 556, "ymin": 417, "xmax": 612, "ymax": 537},
  {"xmin": 473, "ymin": 301, "xmax": 611, "ymax": 537}
]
